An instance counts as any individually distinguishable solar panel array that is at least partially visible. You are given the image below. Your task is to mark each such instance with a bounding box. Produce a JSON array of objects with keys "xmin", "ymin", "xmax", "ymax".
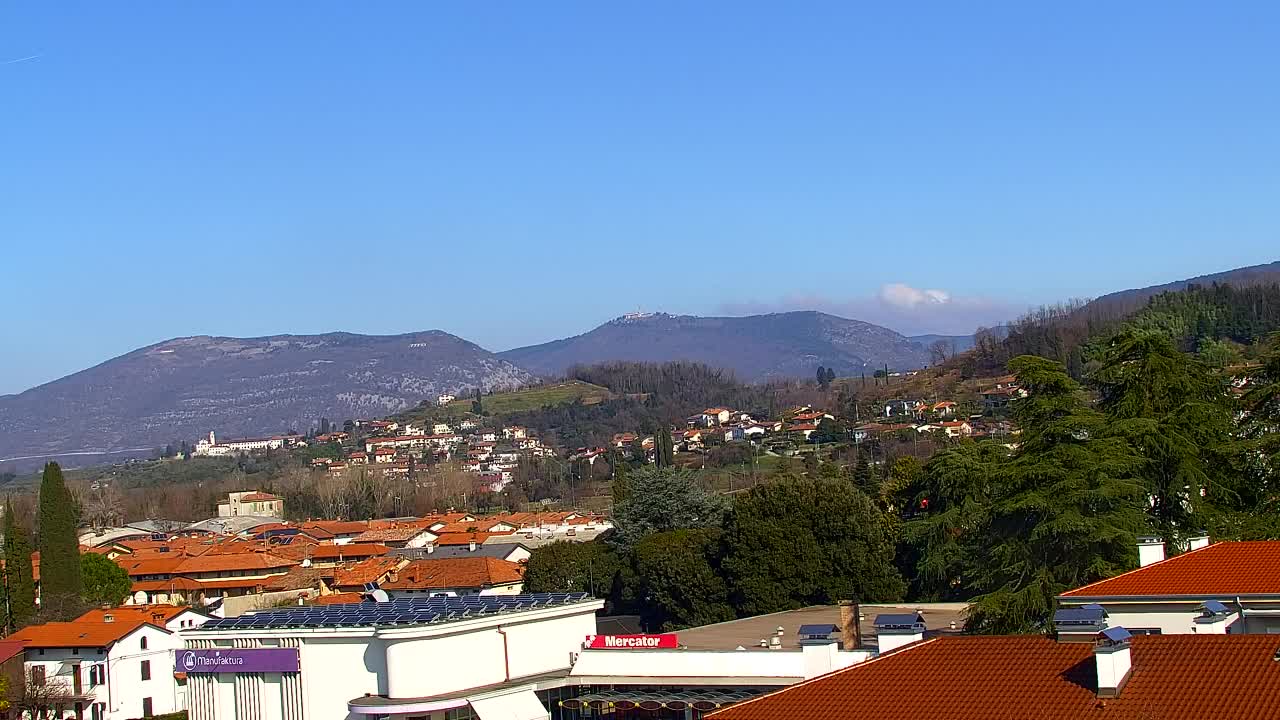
[{"xmin": 196, "ymin": 593, "xmax": 591, "ymax": 631}]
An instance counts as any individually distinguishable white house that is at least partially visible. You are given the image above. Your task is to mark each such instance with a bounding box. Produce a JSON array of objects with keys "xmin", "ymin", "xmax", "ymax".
[
  {"xmin": 432, "ymin": 423, "xmax": 453, "ymax": 435},
  {"xmin": 436, "ymin": 394, "xmax": 456, "ymax": 406},
  {"xmin": 216, "ymin": 490, "xmax": 284, "ymax": 518},
  {"xmin": 1055, "ymin": 538, "xmax": 1280, "ymax": 635},
  {"xmin": 12, "ymin": 615, "xmax": 189, "ymax": 720}
]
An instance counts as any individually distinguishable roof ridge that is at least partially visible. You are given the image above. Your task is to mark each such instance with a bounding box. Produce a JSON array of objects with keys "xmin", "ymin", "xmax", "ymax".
[{"xmin": 1059, "ymin": 540, "xmax": 1223, "ymax": 597}]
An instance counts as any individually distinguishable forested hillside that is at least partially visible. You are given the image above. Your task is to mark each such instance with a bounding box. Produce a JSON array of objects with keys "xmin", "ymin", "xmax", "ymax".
[
  {"xmin": 503, "ymin": 362, "xmax": 786, "ymax": 449},
  {"xmin": 965, "ymin": 282, "xmax": 1280, "ymax": 377}
]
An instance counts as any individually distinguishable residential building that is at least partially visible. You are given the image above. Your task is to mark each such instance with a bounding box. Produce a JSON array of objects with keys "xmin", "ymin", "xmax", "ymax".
[
  {"xmin": 216, "ymin": 490, "xmax": 284, "ymax": 518},
  {"xmin": 436, "ymin": 393, "xmax": 456, "ymax": 406},
  {"xmin": 11, "ymin": 616, "xmax": 185, "ymax": 720},
  {"xmin": 1056, "ymin": 539, "xmax": 1280, "ymax": 635},
  {"xmin": 194, "ymin": 431, "xmax": 305, "ymax": 457}
]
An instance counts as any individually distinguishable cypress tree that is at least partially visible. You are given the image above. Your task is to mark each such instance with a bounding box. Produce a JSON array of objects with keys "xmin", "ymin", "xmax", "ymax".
[
  {"xmin": 38, "ymin": 462, "xmax": 82, "ymax": 617},
  {"xmin": 3, "ymin": 500, "xmax": 36, "ymax": 631}
]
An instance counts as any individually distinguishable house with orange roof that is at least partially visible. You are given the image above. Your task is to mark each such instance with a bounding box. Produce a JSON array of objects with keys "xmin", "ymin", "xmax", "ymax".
[
  {"xmin": 331, "ymin": 557, "xmax": 409, "ymax": 592},
  {"xmin": 11, "ymin": 615, "xmax": 186, "ymax": 720},
  {"xmin": 1056, "ymin": 538, "xmax": 1280, "ymax": 635},
  {"xmin": 378, "ymin": 557, "xmax": 524, "ymax": 597}
]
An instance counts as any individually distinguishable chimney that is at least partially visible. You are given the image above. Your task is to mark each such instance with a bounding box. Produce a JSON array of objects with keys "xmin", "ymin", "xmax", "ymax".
[
  {"xmin": 1137, "ymin": 536, "xmax": 1165, "ymax": 567},
  {"xmin": 800, "ymin": 628, "xmax": 841, "ymax": 678},
  {"xmin": 1094, "ymin": 627, "xmax": 1133, "ymax": 698},
  {"xmin": 1185, "ymin": 533, "xmax": 1211, "ymax": 552},
  {"xmin": 1192, "ymin": 600, "xmax": 1237, "ymax": 634},
  {"xmin": 426, "ymin": 544, "xmax": 436, "ymax": 554},
  {"xmin": 874, "ymin": 613, "xmax": 925, "ymax": 654},
  {"xmin": 1053, "ymin": 604, "xmax": 1108, "ymax": 643},
  {"xmin": 839, "ymin": 600, "xmax": 862, "ymax": 650},
  {"xmin": 469, "ymin": 541, "xmax": 477, "ymax": 552}
]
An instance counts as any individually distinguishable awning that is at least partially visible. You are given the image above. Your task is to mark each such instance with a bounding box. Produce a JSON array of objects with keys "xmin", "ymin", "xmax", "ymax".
[
  {"xmin": 559, "ymin": 689, "xmax": 758, "ymax": 712},
  {"xmin": 470, "ymin": 690, "xmax": 550, "ymax": 720}
]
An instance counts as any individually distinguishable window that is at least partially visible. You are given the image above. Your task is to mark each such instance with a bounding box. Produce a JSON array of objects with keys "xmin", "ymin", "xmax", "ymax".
[
  {"xmin": 1128, "ymin": 628, "xmax": 1163, "ymax": 636},
  {"xmin": 140, "ymin": 660, "xmax": 151, "ymax": 681},
  {"xmin": 141, "ymin": 698, "xmax": 153, "ymax": 718},
  {"xmin": 89, "ymin": 665, "xmax": 104, "ymax": 686},
  {"xmin": 73, "ymin": 648, "xmax": 80, "ymax": 655},
  {"xmin": 30, "ymin": 666, "xmax": 45, "ymax": 686},
  {"xmin": 140, "ymin": 636, "xmax": 148, "ymax": 650},
  {"xmin": 92, "ymin": 703, "xmax": 104, "ymax": 720}
]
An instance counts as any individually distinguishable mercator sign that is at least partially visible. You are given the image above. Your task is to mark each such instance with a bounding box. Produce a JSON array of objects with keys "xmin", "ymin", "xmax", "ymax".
[{"xmin": 584, "ymin": 634, "xmax": 678, "ymax": 649}]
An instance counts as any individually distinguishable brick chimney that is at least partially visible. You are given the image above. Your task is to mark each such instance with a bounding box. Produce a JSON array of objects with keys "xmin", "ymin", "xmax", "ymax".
[
  {"xmin": 839, "ymin": 600, "xmax": 862, "ymax": 650},
  {"xmin": 1094, "ymin": 627, "xmax": 1133, "ymax": 698}
]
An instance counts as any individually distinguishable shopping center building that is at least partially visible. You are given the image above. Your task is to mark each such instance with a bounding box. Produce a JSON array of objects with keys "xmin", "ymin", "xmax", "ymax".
[{"xmin": 181, "ymin": 593, "xmax": 963, "ymax": 720}]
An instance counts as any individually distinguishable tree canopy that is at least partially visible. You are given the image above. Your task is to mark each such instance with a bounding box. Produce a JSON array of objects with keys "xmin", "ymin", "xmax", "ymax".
[
  {"xmin": 37, "ymin": 462, "xmax": 82, "ymax": 619},
  {"xmin": 80, "ymin": 553, "xmax": 132, "ymax": 605}
]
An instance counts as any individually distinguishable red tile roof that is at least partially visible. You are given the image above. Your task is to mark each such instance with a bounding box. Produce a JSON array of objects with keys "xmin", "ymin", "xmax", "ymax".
[
  {"xmin": 434, "ymin": 531, "xmax": 510, "ymax": 546},
  {"xmin": 77, "ymin": 605, "xmax": 192, "ymax": 625},
  {"xmin": 173, "ymin": 553, "xmax": 297, "ymax": 574},
  {"xmin": 381, "ymin": 557, "xmax": 524, "ymax": 590},
  {"xmin": 240, "ymin": 492, "xmax": 279, "ymax": 502},
  {"xmin": 8, "ymin": 620, "xmax": 166, "ymax": 648},
  {"xmin": 353, "ymin": 527, "xmax": 435, "ymax": 544},
  {"xmin": 333, "ymin": 557, "xmax": 405, "ymax": 588},
  {"xmin": 709, "ymin": 635, "xmax": 1280, "ymax": 720},
  {"xmin": 1060, "ymin": 541, "xmax": 1280, "ymax": 598}
]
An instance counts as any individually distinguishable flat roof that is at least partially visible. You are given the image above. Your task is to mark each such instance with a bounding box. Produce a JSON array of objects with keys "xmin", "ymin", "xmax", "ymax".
[{"xmin": 675, "ymin": 604, "xmax": 967, "ymax": 651}]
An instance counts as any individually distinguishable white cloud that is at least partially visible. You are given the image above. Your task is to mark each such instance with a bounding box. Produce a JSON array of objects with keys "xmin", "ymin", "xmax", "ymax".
[
  {"xmin": 879, "ymin": 283, "xmax": 952, "ymax": 309},
  {"xmin": 718, "ymin": 283, "xmax": 1026, "ymax": 336}
]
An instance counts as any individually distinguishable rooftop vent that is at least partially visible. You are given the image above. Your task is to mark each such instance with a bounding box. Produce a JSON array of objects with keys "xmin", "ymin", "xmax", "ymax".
[
  {"xmin": 874, "ymin": 613, "xmax": 926, "ymax": 654},
  {"xmin": 1053, "ymin": 606, "xmax": 1108, "ymax": 642}
]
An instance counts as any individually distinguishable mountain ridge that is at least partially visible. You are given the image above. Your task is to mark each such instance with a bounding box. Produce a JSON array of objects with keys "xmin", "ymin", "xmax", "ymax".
[
  {"xmin": 0, "ymin": 330, "xmax": 532, "ymax": 471},
  {"xmin": 499, "ymin": 310, "xmax": 933, "ymax": 381}
]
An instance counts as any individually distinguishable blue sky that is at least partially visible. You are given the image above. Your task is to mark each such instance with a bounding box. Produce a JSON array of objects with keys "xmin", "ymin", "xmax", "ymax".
[{"xmin": 2, "ymin": 2, "xmax": 1277, "ymax": 395}]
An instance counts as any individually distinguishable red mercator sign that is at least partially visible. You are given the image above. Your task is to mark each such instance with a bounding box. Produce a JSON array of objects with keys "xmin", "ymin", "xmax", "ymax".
[{"xmin": 585, "ymin": 634, "xmax": 678, "ymax": 649}]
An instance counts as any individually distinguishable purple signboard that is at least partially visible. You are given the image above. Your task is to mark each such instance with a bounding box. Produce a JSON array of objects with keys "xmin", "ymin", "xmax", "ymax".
[{"xmin": 177, "ymin": 648, "xmax": 300, "ymax": 674}]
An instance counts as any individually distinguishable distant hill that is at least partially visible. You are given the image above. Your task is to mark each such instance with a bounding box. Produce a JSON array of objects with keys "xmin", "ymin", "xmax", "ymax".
[
  {"xmin": 499, "ymin": 311, "xmax": 932, "ymax": 382},
  {"xmin": 1083, "ymin": 261, "xmax": 1280, "ymax": 318},
  {"xmin": 0, "ymin": 331, "xmax": 532, "ymax": 471}
]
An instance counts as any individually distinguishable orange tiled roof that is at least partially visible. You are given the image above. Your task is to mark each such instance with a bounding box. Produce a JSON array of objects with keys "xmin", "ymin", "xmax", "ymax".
[
  {"xmin": 130, "ymin": 577, "xmax": 205, "ymax": 593},
  {"xmin": 333, "ymin": 557, "xmax": 405, "ymax": 587},
  {"xmin": 303, "ymin": 520, "xmax": 372, "ymax": 535},
  {"xmin": 708, "ymin": 635, "xmax": 1280, "ymax": 720},
  {"xmin": 353, "ymin": 527, "xmax": 434, "ymax": 543},
  {"xmin": 173, "ymin": 553, "xmax": 297, "ymax": 574},
  {"xmin": 1061, "ymin": 541, "xmax": 1280, "ymax": 597},
  {"xmin": 117, "ymin": 556, "xmax": 187, "ymax": 577},
  {"xmin": 8, "ymin": 620, "xmax": 164, "ymax": 648},
  {"xmin": 77, "ymin": 605, "xmax": 191, "ymax": 625},
  {"xmin": 381, "ymin": 557, "xmax": 524, "ymax": 590}
]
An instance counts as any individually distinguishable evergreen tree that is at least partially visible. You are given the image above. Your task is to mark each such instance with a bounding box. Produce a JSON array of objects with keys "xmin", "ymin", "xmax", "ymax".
[
  {"xmin": 1090, "ymin": 330, "xmax": 1234, "ymax": 547},
  {"xmin": 722, "ymin": 474, "xmax": 905, "ymax": 615},
  {"xmin": 816, "ymin": 366, "xmax": 828, "ymax": 387},
  {"xmin": 610, "ymin": 450, "xmax": 631, "ymax": 508},
  {"xmin": 966, "ymin": 356, "xmax": 1146, "ymax": 634},
  {"xmin": 80, "ymin": 553, "xmax": 132, "ymax": 605},
  {"xmin": 38, "ymin": 462, "xmax": 83, "ymax": 618},
  {"xmin": 610, "ymin": 467, "xmax": 726, "ymax": 552},
  {"xmin": 825, "ymin": 367, "xmax": 836, "ymax": 385},
  {"xmin": 2, "ymin": 500, "xmax": 35, "ymax": 632},
  {"xmin": 853, "ymin": 456, "xmax": 875, "ymax": 496},
  {"xmin": 633, "ymin": 528, "xmax": 734, "ymax": 630}
]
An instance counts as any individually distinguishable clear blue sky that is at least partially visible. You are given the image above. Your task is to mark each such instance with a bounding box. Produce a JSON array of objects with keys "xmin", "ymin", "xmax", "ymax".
[{"xmin": 2, "ymin": 2, "xmax": 1278, "ymax": 395}]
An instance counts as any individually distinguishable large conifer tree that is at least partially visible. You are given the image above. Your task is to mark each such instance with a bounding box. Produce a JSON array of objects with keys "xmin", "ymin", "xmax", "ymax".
[
  {"xmin": 38, "ymin": 462, "xmax": 82, "ymax": 617},
  {"xmin": 3, "ymin": 499, "xmax": 36, "ymax": 631},
  {"xmin": 966, "ymin": 356, "xmax": 1146, "ymax": 634}
]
